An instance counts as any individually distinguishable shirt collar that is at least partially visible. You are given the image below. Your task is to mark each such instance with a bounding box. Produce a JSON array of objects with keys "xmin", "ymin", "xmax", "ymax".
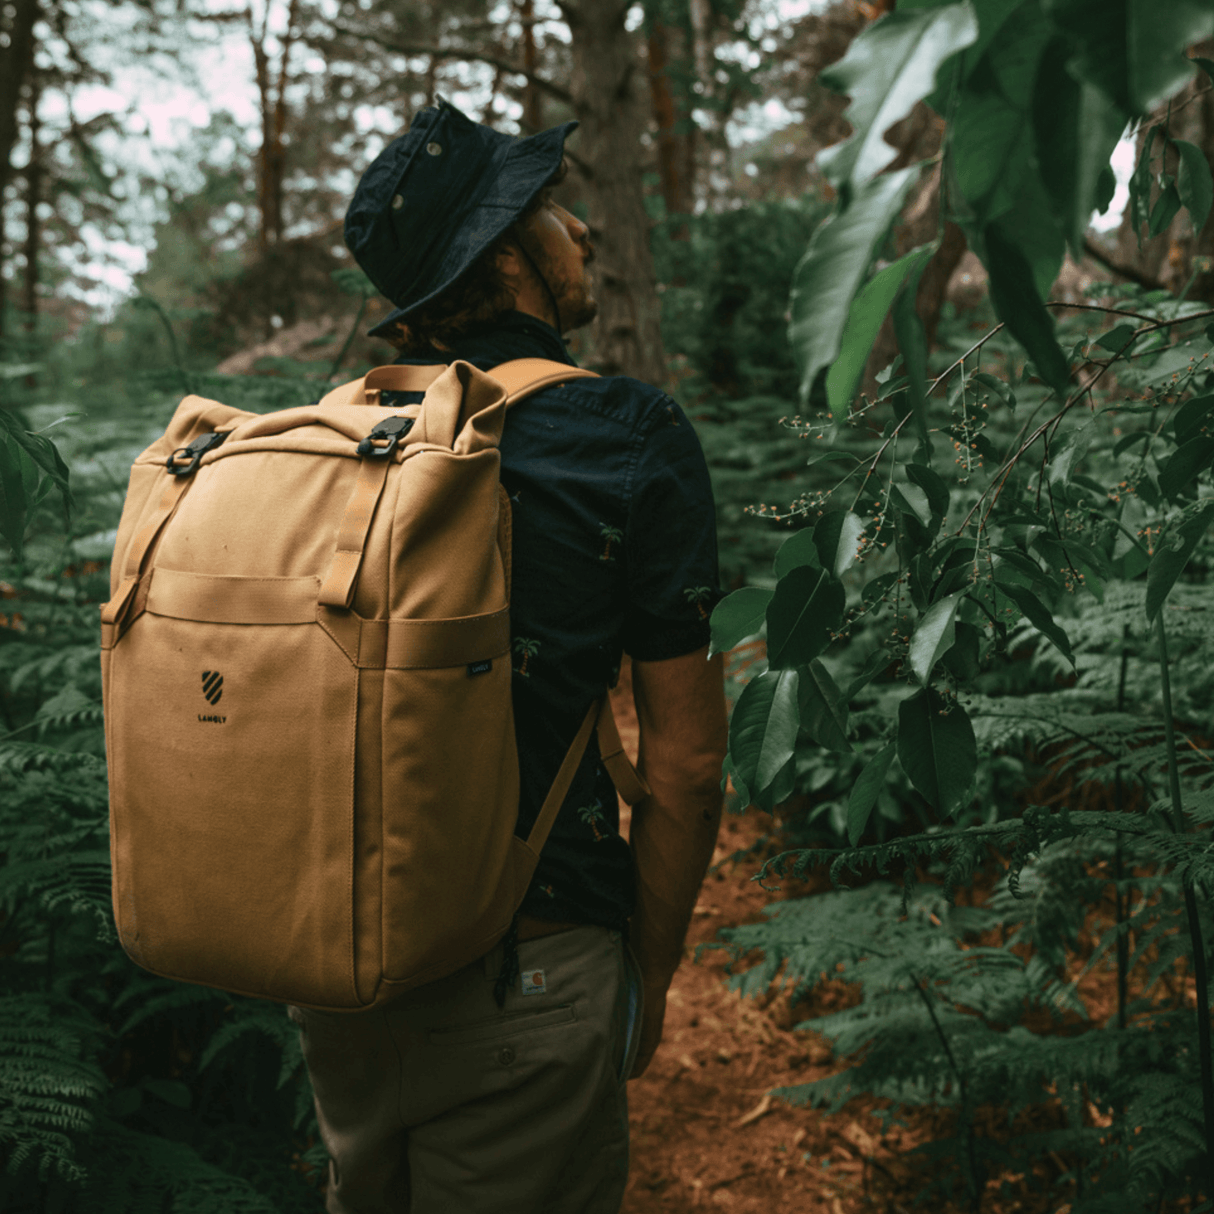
[{"xmin": 397, "ymin": 310, "xmax": 577, "ymax": 368}]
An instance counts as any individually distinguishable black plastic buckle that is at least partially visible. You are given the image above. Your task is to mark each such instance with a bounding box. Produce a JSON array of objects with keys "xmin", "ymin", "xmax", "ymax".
[
  {"xmin": 357, "ymin": 416, "xmax": 414, "ymax": 459},
  {"xmin": 166, "ymin": 431, "xmax": 227, "ymax": 477}
]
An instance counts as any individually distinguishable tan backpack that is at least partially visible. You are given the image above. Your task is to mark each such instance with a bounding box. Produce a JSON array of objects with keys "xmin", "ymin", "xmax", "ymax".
[{"xmin": 100, "ymin": 358, "xmax": 647, "ymax": 1012}]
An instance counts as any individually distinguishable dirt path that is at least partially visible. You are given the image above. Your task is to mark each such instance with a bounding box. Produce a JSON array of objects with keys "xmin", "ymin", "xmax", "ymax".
[{"xmin": 609, "ymin": 663, "xmax": 902, "ymax": 1214}]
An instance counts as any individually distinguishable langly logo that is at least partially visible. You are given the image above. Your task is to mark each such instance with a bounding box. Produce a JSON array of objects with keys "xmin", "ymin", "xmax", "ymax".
[{"xmin": 198, "ymin": 671, "xmax": 226, "ymax": 723}]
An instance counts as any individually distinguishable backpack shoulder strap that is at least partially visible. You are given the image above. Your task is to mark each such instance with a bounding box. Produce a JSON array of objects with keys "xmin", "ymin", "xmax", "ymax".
[{"xmin": 486, "ymin": 358, "xmax": 598, "ymax": 404}]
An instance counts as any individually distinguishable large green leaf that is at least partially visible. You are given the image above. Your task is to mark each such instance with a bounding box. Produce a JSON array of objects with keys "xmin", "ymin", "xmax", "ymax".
[
  {"xmin": 1032, "ymin": 37, "xmax": 1127, "ymax": 253},
  {"xmin": 1145, "ymin": 500, "xmax": 1214, "ymax": 620},
  {"xmin": 1175, "ymin": 139, "xmax": 1214, "ymax": 235},
  {"xmin": 728, "ymin": 668, "xmax": 801, "ymax": 801},
  {"xmin": 818, "ymin": 3, "xmax": 979, "ymax": 191},
  {"xmin": 951, "ymin": 3, "xmax": 1052, "ymax": 223},
  {"xmin": 1158, "ymin": 437, "xmax": 1214, "ymax": 500},
  {"xmin": 1044, "ymin": 0, "xmax": 1213, "ymax": 114},
  {"xmin": 0, "ymin": 410, "xmax": 73, "ymax": 559},
  {"xmin": 981, "ymin": 222, "xmax": 1071, "ymax": 395},
  {"xmin": 813, "ymin": 510, "xmax": 866, "ymax": 579},
  {"xmin": 995, "ymin": 580, "xmax": 1075, "ymax": 664},
  {"xmin": 897, "ymin": 688, "xmax": 977, "ymax": 816},
  {"xmin": 825, "ymin": 245, "xmax": 935, "ymax": 418},
  {"xmin": 891, "ymin": 253, "xmax": 932, "ymax": 457},
  {"xmin": 789, "ymin": 168, "xmax": 919, "ymax": 406},
  {"xmin": 765, "ymin": 565, "xmax": 847, "ymax": 669},
  {"xmin": 709, "ymin": 587, "xmax": 773, "ymax": 657},
  {"xmin": 798, "ymin": 659, "xmax": 852, "ymax": 753},
  {"xmin": 909, "ymin": 590, "xmax": 965, "ymax": 684},
  {"xmin": 847, "ymin": 741, "xmax": 897, "ymax": 845},
  {"xmin": 773, "ymin": 529, "xmax": 822, "ymax": 579}
]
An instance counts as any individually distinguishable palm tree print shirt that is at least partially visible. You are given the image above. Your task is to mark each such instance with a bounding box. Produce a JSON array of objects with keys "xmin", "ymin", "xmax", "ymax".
[{"xmin": 389, "ymin": 312, "xmax": 723, "ymax": 933}]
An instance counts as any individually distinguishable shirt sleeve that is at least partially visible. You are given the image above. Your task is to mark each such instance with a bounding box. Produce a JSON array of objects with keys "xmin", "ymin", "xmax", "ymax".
[{"xmin": 621, "ymin": 395, "xmax": 723, "ymax": 662}]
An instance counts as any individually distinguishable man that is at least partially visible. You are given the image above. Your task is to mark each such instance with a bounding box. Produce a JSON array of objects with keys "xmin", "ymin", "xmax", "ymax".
[{"xmin": 292, "ymin": 99, "xmax": 727, "ymax": 1214}]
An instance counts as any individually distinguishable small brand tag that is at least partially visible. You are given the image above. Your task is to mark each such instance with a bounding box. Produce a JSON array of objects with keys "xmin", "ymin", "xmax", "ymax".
[
  {"xmin": 521, "ymin": 969, "xmax": 546, "ymax": 996},
  {"xmin": 467, "ymin": 660, "xmax": 492, "ymax": 677}
]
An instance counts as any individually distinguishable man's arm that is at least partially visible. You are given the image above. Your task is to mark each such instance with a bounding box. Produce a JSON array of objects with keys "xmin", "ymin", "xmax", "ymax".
[{"xmin": 627, "ymin": 644, "xmax": 728, "ymax": 1076}]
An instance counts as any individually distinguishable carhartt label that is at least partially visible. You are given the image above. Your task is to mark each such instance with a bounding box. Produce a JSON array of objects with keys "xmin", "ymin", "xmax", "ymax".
[
  {"xmin": 197, "ymin": 715, "xmax": 227, "ymax": 724},
  {"xmin": 521, "ymin": 969, "xmax": 546, "ymax": 996},
  {"xmin": 467, "ymin": 660, "xmax": 492, "ymax": 677}
]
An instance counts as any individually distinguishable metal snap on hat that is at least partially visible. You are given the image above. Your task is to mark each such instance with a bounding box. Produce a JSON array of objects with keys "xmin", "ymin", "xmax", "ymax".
[{"xmin": 343, "ymin": 99, "xmax": 577, "ymax": 339}]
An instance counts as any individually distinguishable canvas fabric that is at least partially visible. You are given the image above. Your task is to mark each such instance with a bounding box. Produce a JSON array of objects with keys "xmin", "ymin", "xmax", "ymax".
[
  {"xmin": 290, "ymin": 925, "xmax": 641, "ymax": 1213},
  {"xmin": 100, "ymin": 358, "xmax": 646, "ymax": 1013}
]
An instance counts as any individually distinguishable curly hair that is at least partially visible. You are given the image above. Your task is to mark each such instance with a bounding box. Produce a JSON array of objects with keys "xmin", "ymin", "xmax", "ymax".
[{"xmin": 384, "ymin": 160, "xmax": 568, "ymax": 354}]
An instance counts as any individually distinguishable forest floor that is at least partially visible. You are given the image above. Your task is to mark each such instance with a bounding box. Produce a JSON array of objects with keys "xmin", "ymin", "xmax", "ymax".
[{"xmin": 608, "ymin": 659, "xmax": 1106, "ymax": 1214}]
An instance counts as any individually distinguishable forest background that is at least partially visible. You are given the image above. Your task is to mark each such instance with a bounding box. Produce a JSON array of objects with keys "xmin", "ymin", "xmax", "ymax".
[{"xmin": 4, "ymin": 0, "xmax": 1214, "ymax": 1211}]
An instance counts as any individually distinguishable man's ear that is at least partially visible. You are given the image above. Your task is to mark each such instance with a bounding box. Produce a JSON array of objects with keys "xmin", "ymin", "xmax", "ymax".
[{"xmin": 496, "ymin": 241, "xmax": 524, "ymax": 284}]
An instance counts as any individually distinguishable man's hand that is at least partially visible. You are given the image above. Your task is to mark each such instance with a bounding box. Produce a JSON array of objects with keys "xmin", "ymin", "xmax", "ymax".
[{"xmin": 626, "ymin": 645, "xmax": 727, "ymax": 1069}]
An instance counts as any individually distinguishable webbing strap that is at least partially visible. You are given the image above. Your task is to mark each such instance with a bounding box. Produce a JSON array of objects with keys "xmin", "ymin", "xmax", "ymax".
[
  {"xmin": 524, "ymin": 698, "xmax": 649, "ymax": 857},
  {"xmin": 99, "ymin": 472, "xmax": 195, "ymax": 641},
  {"xmin": 597, "ymin": 699, "xmax": 651, "ymax": 805},
  {"xmin": 317, "ymin": 456, "xmax": 393, "ymax": 608}
]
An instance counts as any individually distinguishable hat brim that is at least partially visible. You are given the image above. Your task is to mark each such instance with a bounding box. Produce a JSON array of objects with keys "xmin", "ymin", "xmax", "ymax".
[{"xmin": 367, "ymin": 120, "xmax": 576, "ymax": 340}]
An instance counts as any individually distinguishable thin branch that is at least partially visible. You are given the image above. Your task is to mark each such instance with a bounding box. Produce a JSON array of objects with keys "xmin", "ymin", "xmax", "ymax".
[
  {"xmin": 327, "ymin": 22, "xmax": 573, "ymax": 105},
  {"xmin": 1082, "ymin": 238, "xmax": 1167, "ymax": 293}
]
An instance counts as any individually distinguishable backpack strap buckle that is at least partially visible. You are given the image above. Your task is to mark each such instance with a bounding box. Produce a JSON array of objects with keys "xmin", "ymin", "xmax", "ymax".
[
  {"xmin": 356, "ymin": 416, "xmax": 414, "ymax": 459},
  {"xmin": 166, "ymin": 431, "xmax": 227, "ymax": 477}
]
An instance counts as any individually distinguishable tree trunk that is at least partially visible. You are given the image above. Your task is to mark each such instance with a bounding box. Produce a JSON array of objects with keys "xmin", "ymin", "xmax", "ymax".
[
  {"xmin": 520, "ymin": 0, "xmax": 542, "ymax": 133},
  {"xmin": 0, "ymin": 0, "xmax": 39, "ymax": 340},
  {"xmin": 22, "ymin": 80, "xmax": 41, "ymax": 326},
  {"xmin": 646, "ymin": 19, "xmax": 695, "ymax": 235},
  {"xmin": 249, "ymin": 0, "xmax": 300, "ymax": 257},
  {"xmin": 560, "ymin": 0, "xmax": 666, "ymax": 386}
]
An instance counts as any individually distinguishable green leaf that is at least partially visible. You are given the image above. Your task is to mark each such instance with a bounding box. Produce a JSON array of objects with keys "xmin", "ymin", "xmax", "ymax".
[
  {"xmin": 1174, "ymin": 394, "xmax": 1214, "ymax": 445},
  {"xmin": 909, "ymin": 590, "xmax": 966, "ymax": 684},
  {"xmin": 1174, "ymin": 139, "xmax": 1214, "ymax": 234},
  {"xmin": 1048, "ymin": 421, "xmax": 1093, "ymax": 486},
  {"xmin": 941, "ymin": 620, "xmax": 983, "ymax": 680},
  {"xmin": 766, "ymin": 565, "xmax": 847, "ymax": 669},
  {"xmin": 1148, "ymin": 181, "xmax": 1182, "ymax": 237},
  {"xmin": 1045, "ymin": 0, "xmax": 1213, "ymax": 114},
  {"xmin": 789, "ymin": 168, "xmax": 920, "ymax": 406},
  {"xmin": 1193, "ymin": 56, "xmax": 1214, "ymax": 86},
  {"xmin": 728, "ymin": 668, "xmax": 801, "ymax": 799},
  {"xmin": 995, "ymin": 580, "xmax": 1076, "ymax": 664},
  {"xmin": 1129, "ymin": 125, "xmax": 1162, "ymax": 232},
  {"xmin": 981, "ymin": 222, "xmax": 1070, "ymax": 395},
  {"xmin": 847, "ymin": 741, "xmax": 897, "ymax": 845},
  {"xmin": 1159, "ymin": 437, "xmax": 1214, "ymax": 499},
  {"xmin": 891, "ymin": 481, "xmax": 933, "ymax": 528},
  {"xmin": 773, "ymin": 529, "xmax": 822, "ymax": 579},
  {"xmin": 0, "ymin": 409, "xmax": 73, "ymax": 558},
  {"xmin": 798, "ymin": 659, "xmax": 852, "ymax": 754},
  {"xmin": 1096, "ymin": 323, "xmax": 1139, "ymax": 354},
  {"xmin": 971, "ymin": 371, "xmax": 1016, "ymax": 411},
  {"xmin": 1145, "ymin": 500, "xmax": 1214, "ymax": 620},
  {"xmin": 906, "ymin": 463, "xmax": 949, "ymax": 519},
  {"xmin": 897, "ymin": 688, "xmax": 977, "ymax": 816},
  {"xmin": 826, "ymin": 245, "xmax": 935, "ymax": 418},
  {"xmin": 709, "ymin": 587, "xmax": 773, "ymax": 657},
  {"xmin": 817, "ymin": 2, "xmax": 980, "ymax": 191},
  {"xmin": 1032, "ymin": 35, "xmax": 1128, "ymax": 252},
  {"xmin": 891, "ymin": 252, "xmax": 932, "ymax": 457},
  {"xmin": 813, "ymin": 510, "xmax": 866, "ymax": 578}
]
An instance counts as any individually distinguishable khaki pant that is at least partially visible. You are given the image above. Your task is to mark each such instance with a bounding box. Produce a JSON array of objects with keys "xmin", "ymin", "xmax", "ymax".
[{"xmin": 289, "ymin": 926, "xmax": 642, "ymax": 1214}]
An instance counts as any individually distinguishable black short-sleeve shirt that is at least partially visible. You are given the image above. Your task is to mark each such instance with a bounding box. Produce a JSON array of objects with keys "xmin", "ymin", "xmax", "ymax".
[{"xmin": 389, "ymin": 312, "xmax": 722, "ymax": 931}]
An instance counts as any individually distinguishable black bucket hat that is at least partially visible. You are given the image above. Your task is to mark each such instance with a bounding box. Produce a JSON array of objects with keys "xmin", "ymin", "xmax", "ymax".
[{"xmin": 344, "ymin": 100, "xmax": 577, "ymax": 340}]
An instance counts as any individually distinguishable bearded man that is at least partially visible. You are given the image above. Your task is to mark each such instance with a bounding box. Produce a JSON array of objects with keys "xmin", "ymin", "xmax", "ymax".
[{"xmin": 290, "ymin": 99, "xmax": 727, "ymax": 1214}]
